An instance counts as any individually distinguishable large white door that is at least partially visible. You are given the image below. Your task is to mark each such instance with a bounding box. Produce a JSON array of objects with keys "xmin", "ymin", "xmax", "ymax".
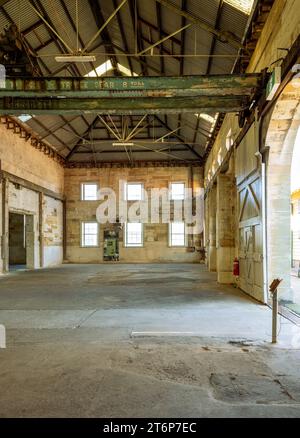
[{"xmin": 238, "ymin": 173, "xmax": 264, "ymax": 301}]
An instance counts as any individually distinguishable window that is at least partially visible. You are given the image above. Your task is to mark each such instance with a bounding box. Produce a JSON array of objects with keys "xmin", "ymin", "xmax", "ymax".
[
  {"xmin": 81, "ymin": 222, "xmax": 99, "ymax": 247},
  {"xmin": 81, "ymin": 183, "xmax": 98, "ymax": 201},
  {"xmin": 125, "ymin": 183, "xmax": 143, "ymax": 201},
  {"xmin": 125, "ymin": 223, "xmax": 143, "ymax": 247},
  {"xmin": 170, "ymin": 183, "xmax": 185, "ymax": 200},
  {"xmin": 169, "ymin": 222, "xmax": 185, "ymax": 247}
]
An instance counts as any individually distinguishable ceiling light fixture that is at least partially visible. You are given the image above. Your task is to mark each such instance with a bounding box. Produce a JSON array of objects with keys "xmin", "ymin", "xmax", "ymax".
[
  {"xmin": 112, "ymin": 142, "xmax": 135, "ymax": 147},
  {"xmin": 55, "ymin": 55, "xmax": 96, "ymax": 63}
]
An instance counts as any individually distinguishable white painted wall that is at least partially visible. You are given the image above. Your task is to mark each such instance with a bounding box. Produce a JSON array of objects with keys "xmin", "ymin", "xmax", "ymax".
[
  {"xmin": 0, "ymin": 123, "xmax": 64, "ymax": 273},
  {"xmin": 43, "ymin": 196, "xmax": 64, "ymax": 267}
]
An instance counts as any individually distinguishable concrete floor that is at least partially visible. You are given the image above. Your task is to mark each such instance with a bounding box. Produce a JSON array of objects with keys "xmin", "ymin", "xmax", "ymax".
[{"xmin": 0, "ymin": 263, "xmax": 300, "ymax": 418}]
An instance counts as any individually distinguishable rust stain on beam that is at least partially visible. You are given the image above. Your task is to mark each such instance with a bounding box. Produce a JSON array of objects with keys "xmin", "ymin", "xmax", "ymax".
[
  {"xmin": 0, "ymin": 96, "xmax": 248, "ymax": 115},
  {"xmin": 2, "ymin": 74, "xmax": 261, "ymax": 97}
]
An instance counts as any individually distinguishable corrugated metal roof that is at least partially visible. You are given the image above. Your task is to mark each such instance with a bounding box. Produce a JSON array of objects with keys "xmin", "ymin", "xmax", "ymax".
[
  {"xmin": 0, "ymin": 0, "xmax": 255, "ymax": 164},
  {"xmin": 4, "ymin": 0, "xmax": 38, "ymax": 31}
]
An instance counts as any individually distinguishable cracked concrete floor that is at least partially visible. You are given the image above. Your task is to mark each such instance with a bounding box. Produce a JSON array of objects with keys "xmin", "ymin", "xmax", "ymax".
[{"xmin": 0, "ymin": 263, "xmax": 300, "ymax": 418}]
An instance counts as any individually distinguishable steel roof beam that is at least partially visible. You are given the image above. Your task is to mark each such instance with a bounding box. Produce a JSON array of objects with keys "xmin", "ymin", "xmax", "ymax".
[
  {"xmin": 112, "ymin": 0, "xmax": 134, "ymax": 76},
  {"xmin": 65, "ymin": 115, "xmax": 99, "ymax": 161},
  {"xmin": 0, "ymin": 74, "xmax": 260, "ymax": 115},
  {"xmin": 154, "ymin": 115, "xmax": 203, "ymax": 160},
  {"xmin": 128, "ymin": 0, "xmax": 148, "ymax": 75},
  {"xmin": 192, "ymin": 0, "xmax": 224, "ymax": 146},
  {"xmin": 0, "ymin": 96, "xmax": 248, "ymax": 115},
  {"xmin": 141, "ymin": 35, "xmax": 180, "ymax": 61},
  {"xmin": 3, "ymin": 74, "xmax": 261, "ymax": 96},
  {"xmin": 58, "ymin": 0, "xmax": 97, "ymax": 76},
  {"xmin": 83, "ymin": 0, "xmax": 128, "ymax": 54},
  {"xmin": 138, "ymin": 16, "xmax": 182, "ymax": 46},
  {"xmin": 73, "ymin": 148, "xmax": 191, "ymax": 154},
  {"xmin": 177, "ymin": 0, "xmax": 188, "ymax": 136},
  {"xmin": 156, "ymin": 2, "xmax": 165, "ymax": 75},
  {"xmin": 155, "ymin": 0, "xmax": 245, "ymax": 51},
  {"xmin": 88, "ymin": 0, "xmax": 120, "ymax": 75}
]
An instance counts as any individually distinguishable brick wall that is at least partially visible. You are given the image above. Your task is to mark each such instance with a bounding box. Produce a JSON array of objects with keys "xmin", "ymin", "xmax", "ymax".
[{"xmin": 65, "ymin": 166, "xmax": 204, "ymax": 263}]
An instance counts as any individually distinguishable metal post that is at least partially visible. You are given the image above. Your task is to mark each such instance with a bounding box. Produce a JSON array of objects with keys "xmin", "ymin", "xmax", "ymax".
[
  {"xmin": 272, "ymin": 288, "xmax": 278, "ymax": 344},
  {"xmin": 269, "ymin": 278, "xmax": 282, "ymax": 344}
]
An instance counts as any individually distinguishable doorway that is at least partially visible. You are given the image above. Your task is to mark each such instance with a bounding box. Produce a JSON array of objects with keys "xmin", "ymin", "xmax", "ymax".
[
  {"xmin": 265, "ymin": 76, "xmax": 300, "ymax": 306},
  {"xmin": 9, "ymin": 212, "xmax": 35, "ymax": 271},
  {"xmin": 290, "ymin": 126, "xmax": 300, "ymax": 314}
]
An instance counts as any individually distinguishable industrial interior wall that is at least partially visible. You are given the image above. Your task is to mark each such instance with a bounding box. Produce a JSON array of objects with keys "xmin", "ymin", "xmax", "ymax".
[
  {"xmin": 65, "ymin": 167, "xmax": 203, "ymax": 263},
  {"xmin": 291, "ymin": 195, "xmax": 300, "ymax": 267},
  {"xmin": 205, "ymin": 0, "xmax": 300, "ymax": 187},
  {"xmin": 0, "ymin": 123, "xmax": 64, "ymax": 273},
  {"xmin": 42, "ymin": 196, "xmax": 64, "ymax": 267},
  {"xmin": 203, "ymin": 0, "xmax": 300, "ymax": 302}
]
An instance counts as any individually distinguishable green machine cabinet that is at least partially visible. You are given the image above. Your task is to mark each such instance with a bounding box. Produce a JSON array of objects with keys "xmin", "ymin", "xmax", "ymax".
[{"xmin": 103, "ymin": 230, "xmax": 119, "ymax": 261}]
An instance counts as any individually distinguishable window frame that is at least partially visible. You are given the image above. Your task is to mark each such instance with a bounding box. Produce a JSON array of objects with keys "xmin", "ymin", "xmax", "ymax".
[
  {"xmin": 169, "ymin": 182, "xmax": 185, "ymax": 201},
  {"xmin": 124, "ymin": 182, "xmax": 144, "ymax": 201},
  {"xmin": 81, "ymin": 182, "xmax": 99, "ymax": 201},
  {"xmin": 124, "ymin": 222, "xmax": 144, "ymax": 247},
  {"xmin": 81, "ymin": 221, "xmax": 99, "ymax": 248},
  {"xmin": 169, "ymin": 221, "xmax": 186, "ymax": 247}
]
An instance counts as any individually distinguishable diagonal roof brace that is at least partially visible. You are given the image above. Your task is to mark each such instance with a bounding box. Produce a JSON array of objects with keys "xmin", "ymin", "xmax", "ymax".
[
  {"xmin": 82, "ymin": 0, "xmax": 128, "ymax": 54},
  {"xmin": 154, "ymin": 0, "xmax": 246, "ymax": 51}
]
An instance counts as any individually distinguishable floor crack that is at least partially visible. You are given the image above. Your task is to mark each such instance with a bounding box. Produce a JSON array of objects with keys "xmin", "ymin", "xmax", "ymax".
[{"xmin": 73, "ymin": 309, "xmax": 98, "ymax": 329}]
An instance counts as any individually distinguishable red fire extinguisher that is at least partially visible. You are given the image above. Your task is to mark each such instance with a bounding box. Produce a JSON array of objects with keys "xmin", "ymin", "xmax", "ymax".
[{"xmin": 233, "ymin": 257, "xmax": 239, "ymax": 277}]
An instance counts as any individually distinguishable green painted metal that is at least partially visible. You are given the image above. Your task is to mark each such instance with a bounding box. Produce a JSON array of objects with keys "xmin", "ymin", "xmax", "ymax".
[
  {"xmin": 0, "ymin": 74, "xmax": 261, "ymax": 115},
  {"xmin": 0, "ymin": 96, "xmax": 248, "ymax": 115},
  {"xmin": 1, "ymin": 74, "xmax": 261, "ymax": 98}
]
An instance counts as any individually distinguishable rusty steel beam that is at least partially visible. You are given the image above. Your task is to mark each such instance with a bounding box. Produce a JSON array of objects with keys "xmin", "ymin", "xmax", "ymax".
[
  {"xmin": 0, "ymin": 95, "xmax": 249, "ymax": 115},
  {"xmin": 2, "ymin": 74, "xmax": 261, "ymax": 97}
]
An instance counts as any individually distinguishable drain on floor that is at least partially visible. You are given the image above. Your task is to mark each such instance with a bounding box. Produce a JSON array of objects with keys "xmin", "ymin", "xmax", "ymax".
[{"xmin": 210, "ymin": 373, "xmax": 295, "ymax": 404}]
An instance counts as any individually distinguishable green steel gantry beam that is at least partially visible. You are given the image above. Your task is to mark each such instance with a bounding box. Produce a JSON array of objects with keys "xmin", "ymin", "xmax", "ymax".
[
  {"xmin": 0, "ymin": 96, "xmax": 249, "ymax": 115},
  {"xmin": 2, "ymin": 74, "xmax": 261, "ymax": 96},
  {"xmin": 0, "ymin": 74, "xmax": 261, "ymax": 115}
]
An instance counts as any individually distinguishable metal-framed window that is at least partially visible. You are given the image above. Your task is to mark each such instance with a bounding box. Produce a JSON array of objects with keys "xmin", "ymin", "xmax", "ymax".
[
  {"xmin": 170, "ymin": 182, "xmax": 185, "ymax": 200},
  {"xmin": 81, "ymin": 183, "xmax": 98, "ymax": 201},
  {"xmin": 125, "ymin": 222, "xmax": 143, "ymax": 247},
  {"xmin": 169, "ymin": 222, "xmax": 186, "ymax": 247},
  {"xmin": 124, "ymin": 183, "xmax": 144, "ymax": 201},
  {"xmin": 81, "ymin": 222, "xmax": 99, "ymax": 247}
]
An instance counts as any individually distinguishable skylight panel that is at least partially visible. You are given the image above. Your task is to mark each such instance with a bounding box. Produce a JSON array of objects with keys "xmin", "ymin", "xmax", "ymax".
[
  {"xmin": 85, "ymin": 60, "xmax": 113, "ymax": 77},
  {"xmin": 18, "ymin": 115, "xmax": 32, "ymax": 123},
  {"xmin": 85, "ymin": 60, "xmax": 138, "ymax": 78},
  {"xmin": 117, "ymin": 63, "xmax": 138, "ymax": 77},
  {"xmin": 195, "ymin": 113, "xmax": 216, "ymax": 124},
  {"xmin": 224, "ymin": 0, "xmax": 255, "ymax": 15}
]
